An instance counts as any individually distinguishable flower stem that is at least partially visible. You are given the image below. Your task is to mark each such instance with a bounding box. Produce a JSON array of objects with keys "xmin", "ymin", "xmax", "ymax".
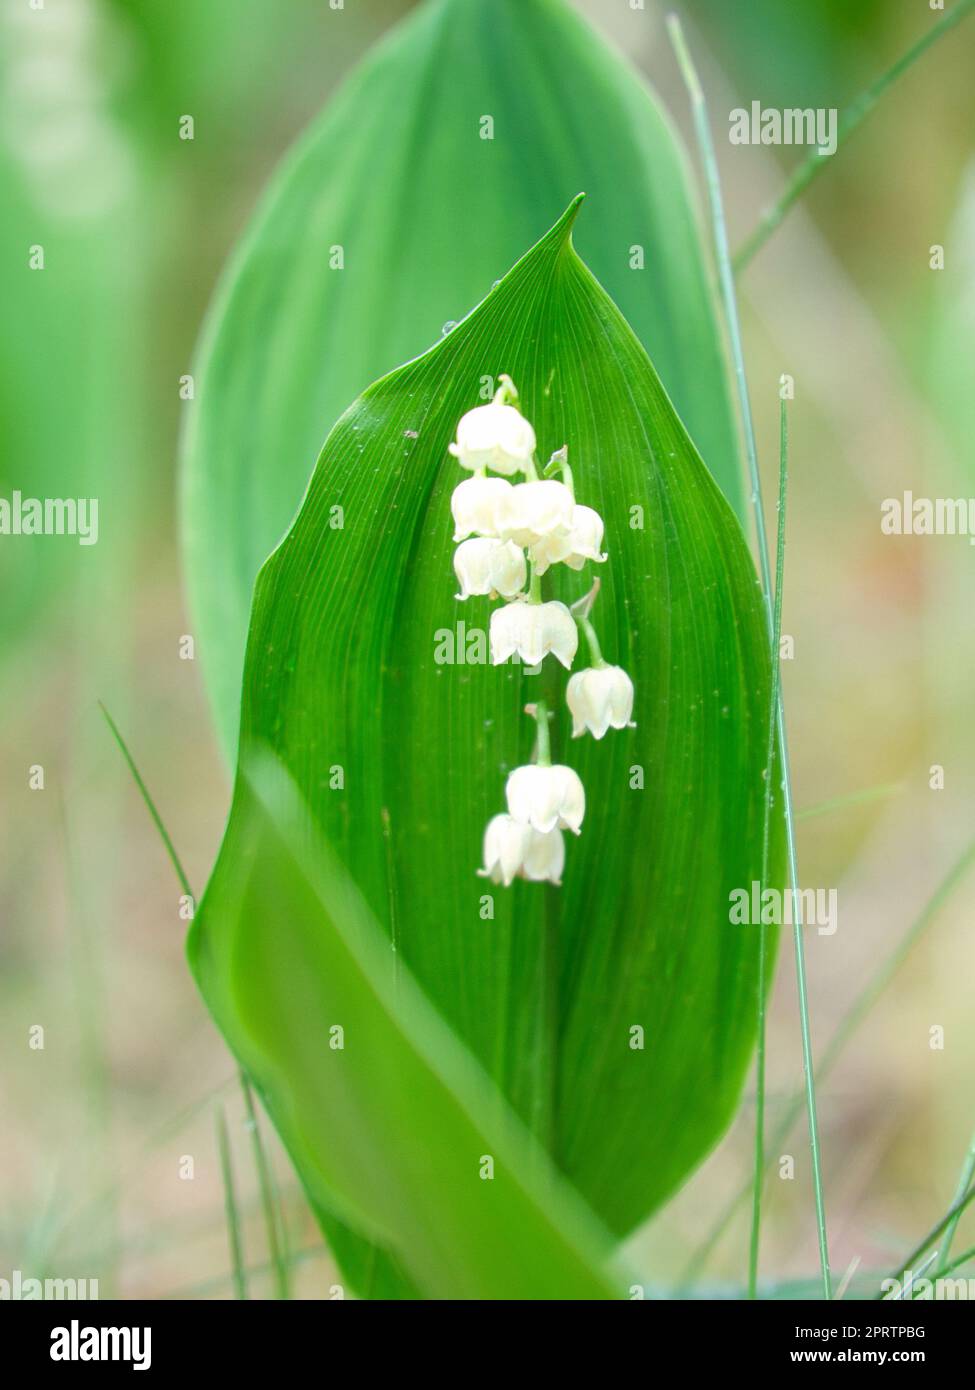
[
  {"xmin": 533, "ymin": 699, "xmax": 552, "ymax": 766},
  {"xmin": 495, "ymin": 373, "xmax": 539, "ymax": 480},
  {"xmin": 528, "ymin": 560, "xmax": 542, "ymax": 604},
  {"xmin": 543, "ymin": 446, "xmax": 574, "ymax": 500},
  {"xmin": 575, "ymin": 612, "xmax": 605, "ymax": 668}
]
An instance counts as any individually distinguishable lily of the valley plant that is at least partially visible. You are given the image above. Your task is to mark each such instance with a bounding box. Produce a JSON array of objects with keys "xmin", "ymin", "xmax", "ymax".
[{"xmin": 448, "ymin": 375, "xmax": 635, "ymax": 887}]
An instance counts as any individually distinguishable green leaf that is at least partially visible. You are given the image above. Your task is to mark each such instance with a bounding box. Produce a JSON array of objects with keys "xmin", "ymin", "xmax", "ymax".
[
  {"xmin": 190, "ymin": 199, "xmax": 779, "ymax": 1294},
  {"xmin": 180, "ymin": 0, "xmax": 741, "ymax": 758},
  {"xmin": 190, "ymin": 753, "xmax": 626, "ymax": 1300}
]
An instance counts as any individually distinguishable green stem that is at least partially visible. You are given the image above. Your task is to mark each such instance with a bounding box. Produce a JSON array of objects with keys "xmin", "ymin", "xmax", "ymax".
[
  {"xmin": 241, "ymin": 1075, "xmax": 290, "ymax": 1299},
  {"xmin": 734, "ymin": 0, "xmax": 975, "ymax": 272},
  {"xmin": 668, "ymin": 15, "xmax": 831, "ymax": 1299},
  {"xmin": 543, "ymin": 447, "xmax": 574, "ymax": 500},
  {"xmin": 748, "ymin": 398, "xmax": 789, "ymax": 1299},
  {"xmin": 797, "ymin": 781, "xmax": 904, "ymax": 822},
  {"xmin": 574, "ymin": 612, "xmax": 605, "ymax": 668},
  {"xmin": 533, "ymin": 699, "xmax": 552, "ymax": 767},
  {"xmin": 937, "ymin": 1124, "xmax": 975, "ymax": 1275},
  {"xmin": 216, "ymin": 1105, "xmax": 248, "ymax": 1300},
  {"xmin": 877, "ymin": 1185, "xmax": 975, "ymax": 1299},
  {"xmin": 98, "ymin": 701, "xmax": 192, "ymax": 898},
  {"xmin": 530, "ymin": 677, "xmax": 560, "ymax": 1158},
  {"xmin": 528, "ymin": 561, "xmax": 542, "ymax": 604},
  {"xmin": 493, "ymin": 372, "xmax": 539, "ymax": 479},
  {"xmin": 937, "ymin": 1241, "xmax": 975, "ymax": 1281},
  {"xmin": 679, "ymin": 836, "xmax": 975, "ymax": 1289}
]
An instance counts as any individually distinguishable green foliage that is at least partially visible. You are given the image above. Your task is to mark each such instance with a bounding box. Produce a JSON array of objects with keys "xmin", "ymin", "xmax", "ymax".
[
  {"xmin": 189, "ymin": 200, "xmax": 780, "ymax": 1297},
  {"xmin": 191, "ymin": 755, "xmax": 627, "ymax": 1300},
  {"xmin": 180, "ymin": 0, "xmax": 741, "ymax": 757}
]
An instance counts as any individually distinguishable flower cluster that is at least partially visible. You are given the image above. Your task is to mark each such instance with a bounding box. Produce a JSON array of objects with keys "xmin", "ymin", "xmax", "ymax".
[{"xmin": 447, "ymin": 376, "xmax": 635, "ymax": 887}]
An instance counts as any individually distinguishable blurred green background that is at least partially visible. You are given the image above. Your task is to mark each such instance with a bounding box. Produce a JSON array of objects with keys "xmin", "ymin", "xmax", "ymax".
[{"xmin": 2, "ymin": 0, "xmax": 974, "ymax": 1296}]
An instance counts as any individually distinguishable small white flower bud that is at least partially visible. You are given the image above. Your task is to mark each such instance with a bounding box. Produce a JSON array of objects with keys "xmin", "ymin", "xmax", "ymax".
[
  {"xmin": 449, "ymin": 401, "xmax": 536, "ymax": 475},
  {"xmin": 505, "ymin": 763, "xmax": 586, "ymax": 835},
  {"xmin": 530, "ymin": 504, "xmax": 608, "ymax": 575},
  {"xmin": 478, "ymin": 813, "xmax": 564, "ymax": 886},
  {"xmin": 489, "ymin": 599, "xmax": 578, "ymax": 669},
  {"xmin": 566, "ymin": 665, "xmax": 635, "ymax": 739},
  {"xmin": 450, "ymin": 475, "xmax": 513, "ymax": 541},
  {"xmin": 496, "ymin": 480, "xmax": 574, "ymax": 547},
  {"xmin": 453, "ymin": 539, "xmax": 527, "ymax": 600}
]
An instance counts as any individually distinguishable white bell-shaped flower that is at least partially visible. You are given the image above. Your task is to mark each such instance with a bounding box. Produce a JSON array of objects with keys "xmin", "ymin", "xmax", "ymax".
[
  {"xmin": 450, "ymin": 475, "xmax": 512, "ymax": 541},
  {"xmin": 505, "ymin": 763, "xmax": 586, "ymax": 835},
  {"xmin": 453, "ymin": 539, "xmax": 527, "ymax": 600},
  {"xmin": 478, "ymin": 813, "xmax": 531, "ymax": 887},
  {"xmin": 478, "ymin": 813, "xmax": 564, "ymax": 886},
  {"xmin": 449, "ymin": 401, "xmax": 536, "ymax": 476},
  {"xmin": 489, "ymin": 599, "xmax": 578, "ymax": 669},
  {"xmin": 496, "ymin": 480, "xmax": 574, "ymax": 548},
  {"xmin": 566, "ymin": 665, "xmax": 635, "ymax": 739},
  {"xmin": 530, "ymin": 504, "xmax": 608, "ymax": 576},
  {"xmin": 520, "ymin": 823, "xmax": 565, "ymax": 884}
]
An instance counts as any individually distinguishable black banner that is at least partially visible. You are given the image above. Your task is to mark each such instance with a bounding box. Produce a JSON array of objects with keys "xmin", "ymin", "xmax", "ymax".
[{"xmin": 1, "ymin": 1295, "xmax": 969, "ymax": 1374}]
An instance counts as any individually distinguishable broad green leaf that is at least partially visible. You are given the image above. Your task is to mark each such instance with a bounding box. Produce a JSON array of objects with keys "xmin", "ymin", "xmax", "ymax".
[
  {"xmin": 189, "ymin": 754, "xmax": 626, "ymax": 1300},
  {"xmin": 190, "ymin": 199, "xmax": 779, "ymax": 1295},
  {"xmin": 180, "ymin": 0, "xmax": 741, "ymax": 758}
]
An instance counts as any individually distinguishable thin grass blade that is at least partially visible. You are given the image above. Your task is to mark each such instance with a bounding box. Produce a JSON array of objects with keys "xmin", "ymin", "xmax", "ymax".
[{"xmin": 734, "ymin": 0, "xmax": 975, "ymax": 271}]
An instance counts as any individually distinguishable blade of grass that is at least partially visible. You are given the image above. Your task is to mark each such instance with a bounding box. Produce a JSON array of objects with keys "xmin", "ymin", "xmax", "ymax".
[
  {"xmin": 936, "ymin": 1241, "xmax": 975, "ymax": 1280},
  {"xmin": 877, "ymin": 1186, "xmax": 975, "ymax": 1298},
  {"xmin": 797, "ymin": 782, "xmax": 904, "ymax": 822},
  {"xmin": 667, "ymin": 13, "xmax": 832, "ymax": 1300},
  {"xmin": 936, "ymin": 1124, "xmax": 975, "ymax": 1275},
  {"xmin": 748, "ymin": 396, "xmax": 789, "ymax": 1299},
  {"xmin": 98, "ymin": 701, "xmax": 297, "ymax": 1300},
  {"xmin": 268, "ymin": 1143, "xmax": 293, "ymax": 1292},
  {"xmin": 216, "ymin": 1105, "xmax": 248, "ymax": 1300},
  {"xmin": 679, "ymin": 835, "xmax": 975, "ymax": 1286},
  {"xmin": 894, "ymin": 1248, "xmax": 940, "ymax": 1300},
  {"xmin": 98, "ymin": 701, "xmax": 193, "ymax": 898},
  {"xmin": 734, "ymin": 0, "xmax": 975, "ymax": 272},
  {"xmin": 241, "ymin": 1075, "xmax": 291, "ymax": 1300}
]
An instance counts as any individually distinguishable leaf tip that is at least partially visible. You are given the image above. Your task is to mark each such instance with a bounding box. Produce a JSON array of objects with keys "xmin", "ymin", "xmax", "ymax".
[
  {"xmin": 516, "ymin": 195, "xmax": 586, "ymax": 276},
  {"xmin": 564, "ymin": 190, "xmax": 586, "ymax": 224},
  {"xmin": 545, "ymin": 193, "xmax": 586, "ymax": 253}
]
